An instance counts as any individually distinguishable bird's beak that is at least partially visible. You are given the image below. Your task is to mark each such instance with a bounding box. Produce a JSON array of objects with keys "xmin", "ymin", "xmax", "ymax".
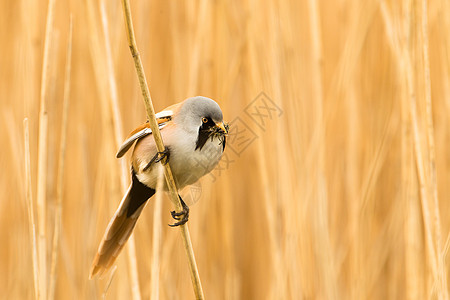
[{"xmin": 215, "ymin": 122, "xmax": 228, "ymax": 134}]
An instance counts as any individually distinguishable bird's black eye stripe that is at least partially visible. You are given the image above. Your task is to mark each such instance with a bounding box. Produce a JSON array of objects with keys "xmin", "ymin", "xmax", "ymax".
[{"xmin": 195, "ymin": 117, "xmax": 215, "ymax": 150}]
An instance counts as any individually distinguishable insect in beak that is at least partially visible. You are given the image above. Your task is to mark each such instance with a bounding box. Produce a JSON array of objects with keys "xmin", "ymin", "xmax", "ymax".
[{"xmin": 215, "ymin": 122, "xmax": 229, "ymax": 134}]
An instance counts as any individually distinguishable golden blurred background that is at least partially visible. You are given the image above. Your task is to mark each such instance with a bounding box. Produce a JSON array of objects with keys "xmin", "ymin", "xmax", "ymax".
[{"xmin": 1, "ymin": 0, "xmax": 450, "ymax": 299}]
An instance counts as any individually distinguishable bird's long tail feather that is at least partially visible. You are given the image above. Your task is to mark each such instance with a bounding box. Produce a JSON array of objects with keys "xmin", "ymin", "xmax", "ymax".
[{"xmin": 90, "ymin": 173, "xmax": 155, "ymax": 278}]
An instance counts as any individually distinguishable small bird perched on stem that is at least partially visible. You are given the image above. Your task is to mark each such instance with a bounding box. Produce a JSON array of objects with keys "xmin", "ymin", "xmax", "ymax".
[{"xmin": 90, "ymin": 96, "xmax": 228, "ymax": 278}]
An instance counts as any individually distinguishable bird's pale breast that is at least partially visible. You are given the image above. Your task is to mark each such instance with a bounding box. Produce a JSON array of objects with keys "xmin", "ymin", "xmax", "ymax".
[{"xmin": 134, "ymin": 127, "xmax": 224, "ymax": 190}]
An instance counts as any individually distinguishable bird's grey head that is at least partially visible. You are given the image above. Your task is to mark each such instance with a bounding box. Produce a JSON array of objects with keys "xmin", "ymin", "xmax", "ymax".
[{"xmin": 177, "ymin": 96, "xmax": 224, "ymax": 132}]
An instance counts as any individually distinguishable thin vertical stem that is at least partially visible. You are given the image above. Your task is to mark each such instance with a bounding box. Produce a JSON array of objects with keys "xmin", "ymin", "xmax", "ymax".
[
  {"xmin": 24, "ymin": 118, "xmax": 40, "ymax": 300},
  {"xmin": 36, "ymin": 0, "xmax": 56, "ymax": 298},
  {"xmin": 420, "ymin": 0, "xmax": 448, "ymax": 297},
  {"xmin": 48, "ymin": 16, "xmax": 73, "ymax": 300},
  {"xmin": 150, "ymin": 165, "xmax": 164, "ymax": 300},
  {"xmin": 120, "ymin": 1, "xmax": 204, "ymax": 298},
  {"xmin": 99, "ymin": 2, "xmax": 141, "ymax": 298}
]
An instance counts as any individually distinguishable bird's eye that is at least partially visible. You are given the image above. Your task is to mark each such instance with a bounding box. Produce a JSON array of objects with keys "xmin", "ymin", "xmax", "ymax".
[{"xmin": 202, "ymin": 117, "xmax": 208, "ymax": 123}]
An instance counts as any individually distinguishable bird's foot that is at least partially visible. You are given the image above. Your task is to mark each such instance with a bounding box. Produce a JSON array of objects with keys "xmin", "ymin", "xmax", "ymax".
[
  {"xmin": 143, "ymin": 147, "xmax": 170, "ymax": 171},
  {"xmin": 169, "ymin": 196, "xmax": 189, "ymax": 227}
]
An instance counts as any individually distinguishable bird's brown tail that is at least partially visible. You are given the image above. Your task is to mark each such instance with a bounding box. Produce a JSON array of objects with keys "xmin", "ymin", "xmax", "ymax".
[{"xmin": 90, "ymin": 175, "xmax": 155, "ymax": 279}]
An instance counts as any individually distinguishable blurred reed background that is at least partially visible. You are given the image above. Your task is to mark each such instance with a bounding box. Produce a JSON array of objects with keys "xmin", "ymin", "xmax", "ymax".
[{"xmin": 1, "ymin": 0, "xmax": 450, "ymax": 299}]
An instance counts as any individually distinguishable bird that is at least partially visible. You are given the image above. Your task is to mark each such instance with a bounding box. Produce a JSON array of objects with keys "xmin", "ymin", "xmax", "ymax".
[{"xmin": 89, "ymin": 96, "xmax": 228, "ymax": 278}]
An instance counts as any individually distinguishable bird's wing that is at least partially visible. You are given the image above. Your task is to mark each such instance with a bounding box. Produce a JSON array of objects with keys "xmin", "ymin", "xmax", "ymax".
[{"xmin": 116, "ymin": 107, "xmax": 176, "ymax": 158}]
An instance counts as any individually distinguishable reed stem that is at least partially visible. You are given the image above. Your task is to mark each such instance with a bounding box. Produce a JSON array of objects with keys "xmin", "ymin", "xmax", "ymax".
[
  {"xmin": 120, "ymin": 1, "xmax": 204, "ymax": 298},
  {"xmin": 24, "ymin": 118, "xmax": 40, "ymax": 300},
  {"xmin": 48, "ymin": 16, "xmax": 73, "ymax": 300}
]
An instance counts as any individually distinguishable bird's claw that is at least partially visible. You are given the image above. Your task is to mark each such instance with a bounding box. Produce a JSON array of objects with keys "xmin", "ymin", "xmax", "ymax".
[
  {"xmin": 143, "ymin": 147, "xmax": 170, "ymax": 171},
  {"xmin": 154, "ymin": 147, "xmax": 170, "ymax": 165},
  {"xmin": 169, "ymin": 196, "xmax": 189, "ymax": 227},
  {"xmin": 169, "ymin": 209, "xmax": 189, "ymax": 226}
]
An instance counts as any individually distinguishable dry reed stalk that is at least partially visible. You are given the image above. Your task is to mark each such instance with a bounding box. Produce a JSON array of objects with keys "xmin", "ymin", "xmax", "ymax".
[
  {"xmin": 85, "ymin": 1, "xmax": 141, "ymax": 296},
  {"xmin": 244, "ymin": 4, "xmax": 284, "ymax": 297},
  {"xmin": 307, "ymin": 1, "xmax": 338, "ymax": 298},
  {"xmin": 378, "ymin": 1, "xmax": 423, "ymax": 296},
  {"xmin": 444, "ymin": 234, "xmax": 450, "ymax": 264},
  {"xmin": 360, "ymin": 110, "xmax": 396, "ymax": 211},
  {"xmin": 36, "ymin": 45, "xmax": 48, "ymax": 299},
  {"xmin": 24, "ymin": 118, "xmax": 40, "ymax": 299},
  {"xmin": 400, "ymin": 0, "xmax": 443, "ymax": 295},
  {"xmin": 420, "ymin": 0, "xmax": 448, "ymax": 297},
  {"xmin": 124, "ymin": 240, "xmax": 141, "ymax": 299},
  {"xmin": 48, "ymin": 17, "xmax": 73, "ymax": 300},
  {"xmin": 315, "ymin": 3, "xmax": 376, "ymax": 294},
  {"xmin": 121, "ymin": 0, "xmax": 204, "ymax": 298},
  {"xmin": 99, "ymin": 3, "xmax": 141, "ymax": 298},
  {"xmin": 102, "ymin": 266, "xmax": 117, "ymax": 300},
  {"xmin": 380, "ymin": 0, "xmax": 441, "ymax": 295},
  {"xmin": 336, "ymin": 3, "xmax": 376, "ymax": 297},
  {"xmin": 404, "ymin": 4, "xmax": 440, "ymax": 296},
  {"xmin": 256, "ymin": 139, "xmax": 290, "ymax": 298},
  {"xmin": 268, "ymin": 2, "xmax": 300, "ymax": 298},
  {"xmin": 150, "ymin": 165, "xmax": 164, "ymax": 300},
  {"xmin": 186, "ymin": 0, "xmax": 208, "ymax": 96},
  {"xmin": 99, "ymin": 1, "xmax": 128, "ymax": 191},
  {"xmin": 36, "ymin": 0, "xmax": 56, "ymax": 298}
]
